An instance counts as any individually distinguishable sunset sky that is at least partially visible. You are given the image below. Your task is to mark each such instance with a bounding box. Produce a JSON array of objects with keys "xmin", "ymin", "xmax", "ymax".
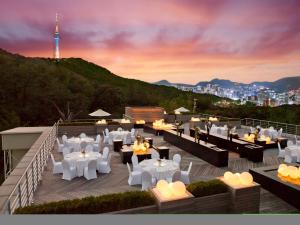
[{"xmin": 1, "ymin": 0, "xmax": 300, "ymax": 84}]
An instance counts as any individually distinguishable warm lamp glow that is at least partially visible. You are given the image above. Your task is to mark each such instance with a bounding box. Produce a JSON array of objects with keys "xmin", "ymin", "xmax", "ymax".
[
  {"xmin": 208, "ymin": 117, "xmax": 218, "ymax": 122},
  {"xmin": 121, "ymin": 118, "xmax": 130, "ymax": 123},
  {"xmin": 191, "ymin": 117, "xmax": 200, "ymax": 122},
  {"xmin": 277, "ymin": 164, "xmax": 300, "ymax": 185},
  {"xmin": 96, "ymin": 119, "xmax": 106, "ymax": 124},
  {"xmin": 153, "ymin": 119, "xmax": 173, "ymax": 130},
  {"xmin": 223, "ymin": 171, "xmax": 254, "ymax": 187},
  {"xmin": 156, "ymin": 180, "xmax": 186, "ymax": 198},
  {"xmin": 136, "ymin": 120, "xmax": 145, "ymax": 124}
]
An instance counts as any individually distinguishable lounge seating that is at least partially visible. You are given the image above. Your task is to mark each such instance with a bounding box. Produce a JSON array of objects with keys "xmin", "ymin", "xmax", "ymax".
[
  {"xmin": 50, "ymin": 153, "xmax": 63, "ymax": 174},
  {"xmin": 62, "ymin": 160, "xmax": 76, "ymax": 181},
  {"xmin": 127, "ymin": 163, "xmax": 141, "ymax": 185},
  {"xmin": 84, "ymin": 160, "xmax": 97, "ymax": 180}
]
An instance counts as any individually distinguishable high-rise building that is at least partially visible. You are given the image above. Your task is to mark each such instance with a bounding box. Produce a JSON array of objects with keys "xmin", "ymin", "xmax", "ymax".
[{"xmin": 53, "ymin": 13, "xmax": 60, "ymax": 60}]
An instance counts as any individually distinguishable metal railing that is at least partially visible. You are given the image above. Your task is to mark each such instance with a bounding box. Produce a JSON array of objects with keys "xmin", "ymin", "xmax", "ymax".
[
  {"xmin": 241, "ymin": 118, "xmax": 300, "ymax": 136},
  {"xmin": 2, "ymin": 122, "xmax": 58, "ymax": 214}
]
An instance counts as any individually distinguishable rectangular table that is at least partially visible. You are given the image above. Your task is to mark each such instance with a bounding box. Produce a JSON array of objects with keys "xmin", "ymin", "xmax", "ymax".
[
  {"xmin": 190, "ymin": 128, "xmax": 264, "ymax": 162},
  {"xmin": 164, "ymin": 130, "xmax": 228, "ymax": 167},
  {"xmin": 153, "ymin": 145, "xmax": 169, "ymax": 159},
  {"xmin": 120, "ymin": 145, "xmax": 152, "ymax": 164}
]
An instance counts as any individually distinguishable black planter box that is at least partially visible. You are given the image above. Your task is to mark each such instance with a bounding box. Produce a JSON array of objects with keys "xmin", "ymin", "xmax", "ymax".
[{"xmin": 250, "ymin": 165, "xmax": 300, "ymax": 210}]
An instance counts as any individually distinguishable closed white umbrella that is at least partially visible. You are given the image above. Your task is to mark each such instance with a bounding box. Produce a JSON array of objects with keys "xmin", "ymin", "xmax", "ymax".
[{"xmin": 89, "ymin": 109, "xmax": 111, "ymax": 117}]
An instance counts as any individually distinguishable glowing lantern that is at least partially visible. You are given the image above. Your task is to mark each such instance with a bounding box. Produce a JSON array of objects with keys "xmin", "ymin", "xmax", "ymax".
[
  {"xmin": 170, "ymin": 181, "xmax": 186, "ymax": 197},
  {"xmin": 157, "ymin": 180, "xmax": 168, "ymax": 191},
  {"xmin": 240, "ymin": 172, "xmax": 253, "ymax": 185},
  {"xmin": 224, "ymin": 171, "xmax": 233, "ymax": 181},
  {"xmin": 278, "ymin": 164, "xmax": 287, "ymax": 170}
]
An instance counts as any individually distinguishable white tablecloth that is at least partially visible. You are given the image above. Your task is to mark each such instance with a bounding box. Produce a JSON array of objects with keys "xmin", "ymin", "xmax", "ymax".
[
  {"xmin": 109, "ymin": 131, "xmax": 130, "ymax": 141},
  {"xmin": 66, "ymin": 137, "xmax": 95, "ymax": 152},
  {"xmin": 139, "ymin": 159, "xmax": 179, "ymax": 180},
  {"xmin": 64, "ymin": 152, "xmax": 101, "ymax": 177}
]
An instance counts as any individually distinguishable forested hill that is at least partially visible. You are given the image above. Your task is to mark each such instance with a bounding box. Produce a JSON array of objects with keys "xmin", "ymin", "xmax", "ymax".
[{"xmin": 0, "ymin": 49, "xmax": 220, "ymax": 130}]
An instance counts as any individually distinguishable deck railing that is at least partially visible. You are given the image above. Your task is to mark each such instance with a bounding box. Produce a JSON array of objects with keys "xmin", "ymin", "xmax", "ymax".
[
  {"xmin": 1, "ymin": 122, "xmax": 58, "ymax": 214},
  {"xmin": 241, "ymin": 118, "xmax": 300, "ymax": 136}
]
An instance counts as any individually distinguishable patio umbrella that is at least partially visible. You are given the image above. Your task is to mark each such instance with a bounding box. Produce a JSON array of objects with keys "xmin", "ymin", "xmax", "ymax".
[
  {"xmin": 174, "ymin": 107, "xmax": 190, "ymax": 114},
  {"xmin": 89, "ymin": 109, "xmax": 111, "ymax": 117}
]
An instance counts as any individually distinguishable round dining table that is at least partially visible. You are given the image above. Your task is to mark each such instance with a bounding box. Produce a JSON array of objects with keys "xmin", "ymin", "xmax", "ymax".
[
  {"xmin": 64, "ymin": 152, "xmax": 101, "ymax": 177},
  {"xmin": 109, "ymin": 131, "xmax": 130, "ymax": 141},
  {"xmin": 66, "ymin": 137, "xmax": 95, "ymax": 152},
  {"xmin": 139, "ymin": 158, "xmax": 179, "ymax": 180}
]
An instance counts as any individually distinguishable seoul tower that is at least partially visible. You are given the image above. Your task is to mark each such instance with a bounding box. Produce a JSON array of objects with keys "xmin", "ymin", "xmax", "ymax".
[{"xmin": 53, "ymin": 13, "xmax": 60, "ymax": 60}]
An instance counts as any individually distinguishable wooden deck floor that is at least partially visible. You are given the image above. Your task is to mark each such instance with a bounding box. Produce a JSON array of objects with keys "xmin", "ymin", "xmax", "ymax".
[{"xmin": 33, "ymin": 129, "xmax": 298, "ymax": 213}]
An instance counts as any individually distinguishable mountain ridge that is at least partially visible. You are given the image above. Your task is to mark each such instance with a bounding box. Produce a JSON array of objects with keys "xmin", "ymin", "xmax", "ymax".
[{"xmin": 154, "ymin": 76, "xmax": 300, "ymax": 92}]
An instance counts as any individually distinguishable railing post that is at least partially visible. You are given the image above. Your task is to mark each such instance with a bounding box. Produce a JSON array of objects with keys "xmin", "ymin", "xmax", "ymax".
[
  {"xmin": 35, "ymin": 156, "xmax": 39, "ymax": 186},
  {"xmin": 31, "ymin": 163, "xmax": 35, "ymax": 192},
  {"xmin": 18, "ymin": 184, "xmax": 22, "ymax": 208},
  {"xmin": 7, "ymin": 200, "xmax": 11, "ymax": 215},
  {"xmin": 25, "ymin": 171, "xmax": 29, "ymax": 206}
]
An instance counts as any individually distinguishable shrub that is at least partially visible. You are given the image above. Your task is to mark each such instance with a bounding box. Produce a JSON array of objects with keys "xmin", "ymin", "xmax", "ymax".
[
  {"xmin": 187, "ymin": 179, "xmax": 228, "ymax": 198},
  {"xmin": 15, "ymin": 191, "xmax": 155, "ymax": 214}
]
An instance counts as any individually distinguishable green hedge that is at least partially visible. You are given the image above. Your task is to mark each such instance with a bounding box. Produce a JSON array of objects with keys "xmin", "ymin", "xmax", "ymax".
[
  {"xmin": 187, "ymin": 179, "xmax": 228, "ymax": 198},
  {"xmin": 15, "ymin": 191, "xmax": 155, "ymax": 214}
]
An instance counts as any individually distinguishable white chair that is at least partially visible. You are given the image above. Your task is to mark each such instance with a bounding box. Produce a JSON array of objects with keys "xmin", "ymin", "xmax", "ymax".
[
  {"xmin": 173, "ymin": 154, "xmax": 181, "ymax": 167},
  {"xmin": 284, "ymin": 148, "xmax": 297, "ymax": 163},
  {"xmin": 102, "ymin": 147, "xmax": 109, "ymax": 160},
  {"xmin": 93, "ymin": 135, "xmax": 102, "ymax": 152},
  {"xmin": 294, "ymin": 135, "xmax": 300, "ymax": 146},
  {"xmin": 80, "ymin": 141, "xmax": 88, "ymax": 150},
  {"xmin": 264, "ymin": 130, "xmax": 270, "ymax": 137},
  {"xmin": 150, "ymin": 149, "xmax": 160, "ymax": 160},
  {"xmin": 277, "ymin": 142, "xmax": 285, "ymax": 158},
  {"xmin": 287, "ymin": 140, "xmax": 294, "ymax": 147},
  {"xmin": 217, "ymin": 128, "xmax": 222, "ymax": 135},
  {"xmin": 167, "ymin": 170, "xmax": 181, "ymax": 183},
  {"xmin": 85, "ymin": 144, "xmax": 93, "ymax": 152},
  {"xmin": 62, "ymin": 146, "xmax": 71, "ymax": 156},
  {"xmin": 105, "ymin": 128, "xmax": 109, "ymax": 136},
  {"xmin": 277, "ymin": 128, "xmax": 283, "ymax": 138},
  {"xmin": 56, "ymin": 138, "xmax": 64, "ymax": 153},
  {"xmin": 181, "ymin": 162, "xmax": 192, "ymax": 184},
  {"xmin": 108, "ymin": 133, "xmax": 114, "ymax": 145},
  {"xmin": 131, "ymin": 154, "xmax": 141, "ymax": 171},
  {"xmin": 98, "ymin": 153, "xmax": 111, "ymax": 173},
  {"xmin": 51, "ymin": 153, "xmax": 63, "ymax": 174},
  {"xmin": 123, "ymin": 133, "xmax": 132, "ymax": 145},
  {"xmin": 79, "ymin": 133, "xmax": 87, "ymax": 138},
  {"xmin": 62, "ymin": 135, "xmax": 68, "ymax": 144},
  {"xmin": 62, "ymin": 160, "xmax": 77, "ymax": 181},
  {"xmin": 141, "ymin": 171, "xmax": 154, "ymax": 190},
  {"xmin": 127, "ymin": 163, "xmax": 142, "ymax": 185},
  {"xmin": 131, "ymin": 128, "xmax": 136, "ymax": 141},
  {"xmin": 103, "ymin": 131, "xmax": 109, "ymax": 144},
  {"xmin": 84, "ymin": 160, "xmax": 97, "ymax": 180},
  {"xmin": 117, "ymin": 127, "xmax": 123, "ymax": 132}
]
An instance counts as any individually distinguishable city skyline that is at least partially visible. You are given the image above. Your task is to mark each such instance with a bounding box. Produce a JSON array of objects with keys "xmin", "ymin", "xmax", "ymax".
[{"xmin": 1, "ymin": 0, "xmax": 300, "ymax": 84}]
